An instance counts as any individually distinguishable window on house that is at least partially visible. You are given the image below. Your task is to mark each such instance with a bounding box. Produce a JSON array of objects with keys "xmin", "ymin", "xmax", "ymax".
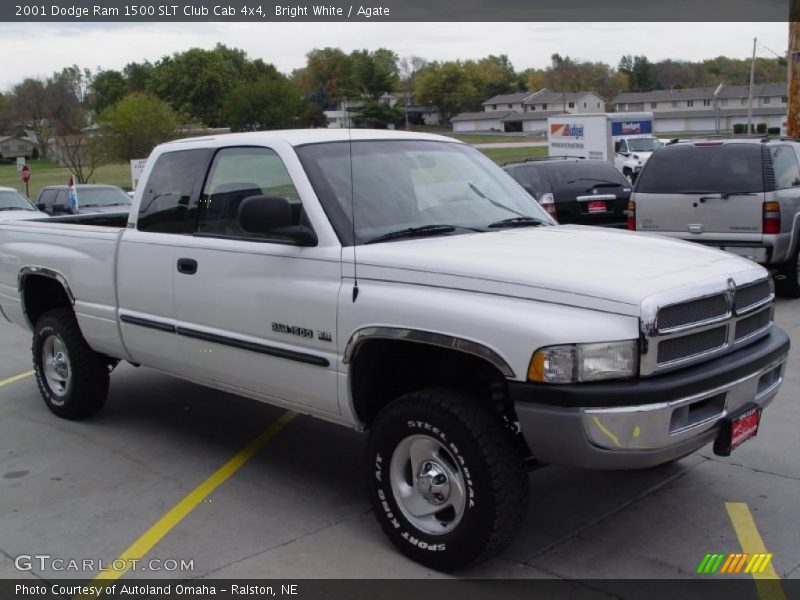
[
  {"xmin": 597, "ymin": 102, "xmax": 600, "ymax": 107},
  {"xmin": 763, "ymin": 97, "xmax": 771, "ymax": 105},
  {"xmin": 508, "ymin": 104, "xmax": 512, "ymax": 109},
  {"xmin": 542, "ymin": 103, "xmax": 548, "ymax": 110},
  {"xmin": 651, "ymin": 102, "xmax": 657, "ymax": 109},
  {"xmin": 491, "ymin": 105, "xmax": 496, "ymax": 110},
  {"xmin": 583, "ymin": 102, "xmax": 587, "ymax": 108},
  {"xmin": 703, "ymin": 99, "xmax": 711, "ymax": 107},
  {"xmin": 568, "ymin": 102, "xmax": 575, "ymax": 108},
  {"xmin": 741, "ymin": 98, "xmax": 748, "ymax": 105},
  {"xmin": 782, "ymin": 96, "xmax": 788, "ymax": 104},
  {"xmin": 687, "ymin": 100, "xmax": 694, "ymax": 107}
]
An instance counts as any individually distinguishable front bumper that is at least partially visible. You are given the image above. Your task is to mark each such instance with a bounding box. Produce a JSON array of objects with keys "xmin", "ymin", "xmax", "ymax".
[{"xmin": 511, "ymin": 328, "xmax": 790, "ymax": 469}]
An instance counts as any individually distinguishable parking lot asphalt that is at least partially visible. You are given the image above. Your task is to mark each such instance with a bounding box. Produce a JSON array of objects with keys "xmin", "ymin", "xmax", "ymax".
[{"xmin": 0, "ymin": 300, "xmax": 798, "ymax": 583}]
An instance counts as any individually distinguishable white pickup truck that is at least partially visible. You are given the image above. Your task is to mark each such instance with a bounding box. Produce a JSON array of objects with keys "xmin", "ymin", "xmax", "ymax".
[{"xmin": 0, "ymin": 130, "xmax": 790, "ymax": 571}]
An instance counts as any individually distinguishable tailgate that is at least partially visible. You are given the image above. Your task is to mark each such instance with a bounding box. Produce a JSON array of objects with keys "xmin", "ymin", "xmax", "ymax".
[
  {"xmin": 634, "ymin": 142, "xmax": 766, "ymax": 239},
  {"xmin": 635, "ymin": 191, "xmax": 765, "ymax": 237}
]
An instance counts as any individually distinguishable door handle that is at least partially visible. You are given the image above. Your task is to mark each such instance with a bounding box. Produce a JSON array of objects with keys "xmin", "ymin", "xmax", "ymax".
[{"xmin": 177, "ymin": 258, "xmax": 198, "ymax": 275}]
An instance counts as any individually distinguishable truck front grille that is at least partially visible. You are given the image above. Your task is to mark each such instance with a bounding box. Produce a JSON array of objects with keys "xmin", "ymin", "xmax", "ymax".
[{"xmin": 641, "ymin": 276, "xmax": 774, "ymax": 375}]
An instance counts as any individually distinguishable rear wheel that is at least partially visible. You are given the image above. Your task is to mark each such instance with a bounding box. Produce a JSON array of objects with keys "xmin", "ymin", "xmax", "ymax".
[
  {"xmin": 367, "ymin": 388, "xmax": 528, "ymax": 571},
  {"xmin": 776, "ymin": 246, "xmax": 800, "ymax": 298},
  {"xmin": 32, "ymin": 308, "xmax": 109, "ymax": 419}
]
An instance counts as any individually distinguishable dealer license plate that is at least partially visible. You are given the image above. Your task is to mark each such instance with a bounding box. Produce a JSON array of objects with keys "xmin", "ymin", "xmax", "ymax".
[
  {"xmin": 587, "ymin": 201, "xmax": 607, "ymax": 214},
  {"xmin": 713, "ymin": 405, "xmax": 762, "ymax": 457}
]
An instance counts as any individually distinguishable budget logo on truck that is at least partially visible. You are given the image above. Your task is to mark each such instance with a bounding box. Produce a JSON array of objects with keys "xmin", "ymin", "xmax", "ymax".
[
  {"xmin": 611, "ymin": 120, "xmax": 653, "ymax": 136},
  {"xmin": 550, "ymin": 123, "xmax": 584, "ymax": 139}
]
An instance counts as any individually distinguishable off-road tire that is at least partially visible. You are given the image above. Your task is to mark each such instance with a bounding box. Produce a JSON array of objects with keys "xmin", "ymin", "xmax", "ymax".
[
  {"xmin": 32, "ymin": 308, "xmax": 109, "ymax": 419},
  {"xmin": 367, "ymin": 388, "xmax": 529, "ymax": 571}
]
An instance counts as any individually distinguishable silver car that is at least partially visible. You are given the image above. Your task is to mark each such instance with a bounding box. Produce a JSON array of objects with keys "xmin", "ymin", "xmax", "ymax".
[{"xmin": 630, "ymin": 139, "xmax": 800, "ymax": 296}]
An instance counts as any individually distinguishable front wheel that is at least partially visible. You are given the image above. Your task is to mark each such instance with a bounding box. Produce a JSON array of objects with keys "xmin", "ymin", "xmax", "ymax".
[
  {"xmin": 367, "ymin": 388, "xmax": 529, "ymax": 571},
  {"xmin": 32, "ymin": 308, "xmax": 110, "ymax": 419}
]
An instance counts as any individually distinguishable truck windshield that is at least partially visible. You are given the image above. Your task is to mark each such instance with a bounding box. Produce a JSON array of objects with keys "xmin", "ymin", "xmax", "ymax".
[
  {"xmin": 77, "ymin": 187, "xmax": 132, "ymax": 207},
  {"xmin": 296, "ymin": 140, "xmax": 553, "ymax": 245},
  {"xmin": 0, "ymin": 190, "xmax": 35, "ymax": 211},
  {"xmin": 636, "ymin": 144, "xmax": 764, "ymax": 194},
  {"xmin": 627, "ymin": 138, "xmax": 660, "ymax": 152}
]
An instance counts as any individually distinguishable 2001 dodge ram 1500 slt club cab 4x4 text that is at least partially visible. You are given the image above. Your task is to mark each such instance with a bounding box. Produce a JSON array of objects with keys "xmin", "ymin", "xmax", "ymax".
[{"xmin": 0, "ymin": 130, "xmax": 790, "ymax": 571}]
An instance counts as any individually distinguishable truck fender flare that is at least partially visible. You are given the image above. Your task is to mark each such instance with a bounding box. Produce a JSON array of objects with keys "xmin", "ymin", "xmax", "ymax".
[
  {"xmin": 17, "ymin": 266, "xmax": 75, "ymax": 304},
  {"xmin": 342, "ymin": 326, "xmax": 516, "ymax": 379}
]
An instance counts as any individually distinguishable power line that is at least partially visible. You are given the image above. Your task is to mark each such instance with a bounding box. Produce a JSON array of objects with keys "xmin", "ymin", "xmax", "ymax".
[{"xmin": 757, "ymin": 41, "xmax": 787, "ymax": 60}]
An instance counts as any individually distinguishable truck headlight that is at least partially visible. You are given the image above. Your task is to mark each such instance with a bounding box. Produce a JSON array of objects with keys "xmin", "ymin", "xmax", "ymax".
[{"xmin": 527, "ymin": 341, "xmax": 638, "ymax": 383}]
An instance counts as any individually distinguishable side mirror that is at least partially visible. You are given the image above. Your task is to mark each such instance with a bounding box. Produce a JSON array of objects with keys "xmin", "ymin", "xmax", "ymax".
[
  {"xmin": 237, "ymin": 195, "xmax": 317, "ymax": 246},
  {"xmin": 36, "ymin": 202, "xmax": 46, "ymax": 211}
]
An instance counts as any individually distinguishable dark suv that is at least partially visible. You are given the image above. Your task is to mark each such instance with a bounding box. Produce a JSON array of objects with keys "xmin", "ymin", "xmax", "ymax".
[
  {"xmin": 35, "ymin": 184, "xmax": 132, "ymax": 216},
  {"xmin": 503, "ymin": 158, "xmax": 632, "ymax": 227}
]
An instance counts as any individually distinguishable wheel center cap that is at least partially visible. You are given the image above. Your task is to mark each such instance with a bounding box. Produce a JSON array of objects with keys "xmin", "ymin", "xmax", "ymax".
[{"xmin": 416, "ymin": 461, "xmax": 450, "ymax": 505}]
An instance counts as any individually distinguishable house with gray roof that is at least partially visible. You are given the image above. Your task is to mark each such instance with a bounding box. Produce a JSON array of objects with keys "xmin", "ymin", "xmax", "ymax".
[
  {"xmin": 612, "ymin": 82, "xmax": 788, "ymax": 133},
  {"xmin": 453, "ymin": 88, "xmax": 606, "ymax": 133}
]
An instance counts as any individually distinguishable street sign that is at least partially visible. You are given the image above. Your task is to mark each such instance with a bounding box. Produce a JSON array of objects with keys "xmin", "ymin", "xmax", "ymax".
[
  {"xmin": 21, "ymin": 165, "xmax": 30, "ymax": 184},
  {"xmin": 130, "ymin": 158, "xmax": 147, "ymax": 189},
  {"xmin": 16, "ymin": 156, "xmax": 25, "ymax": 172}
]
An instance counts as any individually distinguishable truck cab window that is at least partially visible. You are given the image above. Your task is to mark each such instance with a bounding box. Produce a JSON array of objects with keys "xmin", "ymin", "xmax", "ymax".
[
  {"xmin": 197, "ymin": 147, "xmax": 305, "ymax": 241},
  {"xmin": 137, "ymin": 149, "xmax": 208, "ymax": 233}
]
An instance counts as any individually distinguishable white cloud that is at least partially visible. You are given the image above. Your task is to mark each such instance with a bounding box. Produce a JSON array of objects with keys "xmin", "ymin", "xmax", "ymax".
[{"xmin": 0, "ymin": 21, "xmax": 788, "ymax": 91}]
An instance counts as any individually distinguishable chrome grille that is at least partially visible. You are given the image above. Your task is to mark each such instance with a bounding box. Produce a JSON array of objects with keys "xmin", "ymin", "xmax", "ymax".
[
  {"xmin": 734, "ymin": 280, "xmax": 772, "ymax": 314},
  {"xmin": 656, "ymin": 294, "xmax": 729, "ymax": 332},
  {"xmin": 735, "ymin": 306, "xmax": 773, "ymax": 342},
  {"xmin": 641, "ymin": 275, "xmax": 774, "ymax": 376},
  {"xmin": 657, "ymin": 326, "xmax": 728, "ymax": 364}
]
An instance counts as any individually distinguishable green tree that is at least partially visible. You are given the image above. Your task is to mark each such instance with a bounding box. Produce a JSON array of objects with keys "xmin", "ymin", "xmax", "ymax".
[
  {"xmin": 222, "ymin": 77, "xmax": 303, "ymax": 132},
  {"xmin": 98, "ymin": 92, "xmax": 179, "ymax": 162},
  {"xmin": 350, "ymin": 48, "xmax": 400, "ymax": 99},
  {"xmin": 414, "ymin": 61, "xmax": 477, "ymax": 121},
  {"xmin": 300, "ymin": 47, "xmax": 355, "ymax": 103},
  {"xmin": 9, "ymin": 78, "xmax": 55, "ymax": 159},
  {"xmin": 618, "ymin": 55, "xmax": 654, "ymax": 91},
  {"xmin": 89, "ymin": 70, "xmax": 128, "ymax": 114},
  {"xmin": 353, "ymin": 100, "xmax": 405, "ymax": 129},
  {"xmin": 148, "ymin": 45, "xmax": 250, "ymax": 126}
]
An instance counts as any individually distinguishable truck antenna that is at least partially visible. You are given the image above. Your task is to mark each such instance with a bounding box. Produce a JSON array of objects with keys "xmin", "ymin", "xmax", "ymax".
[{"xmin": 348, "ymin": 97, "xmax": 359, "ymax": 302}]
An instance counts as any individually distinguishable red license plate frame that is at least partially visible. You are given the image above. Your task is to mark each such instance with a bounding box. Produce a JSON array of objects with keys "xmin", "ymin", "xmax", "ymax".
[{"xmin": 713, "ymin": 405, "xmax": 762, "ymax": 457}]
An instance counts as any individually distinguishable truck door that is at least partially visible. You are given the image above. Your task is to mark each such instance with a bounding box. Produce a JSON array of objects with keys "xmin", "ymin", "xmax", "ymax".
[
  {"xmin": 171, "ymin": 146, "xmax": 341, "ymax": 415},
  {"xmin": 117, "ymin": 148, "xmax": 212, "ymax": 375}
]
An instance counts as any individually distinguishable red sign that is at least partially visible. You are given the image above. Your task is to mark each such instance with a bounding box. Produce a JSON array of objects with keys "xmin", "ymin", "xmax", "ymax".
[{"xmin": 21, "ymin": 165, "xmax": 30, "ymax": 184}]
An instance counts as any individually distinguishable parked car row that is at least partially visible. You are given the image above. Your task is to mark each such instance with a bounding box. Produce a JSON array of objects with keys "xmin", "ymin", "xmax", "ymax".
[{"xmin": 0, "ymin": 184, "xmax": 132, "ymax": 222}]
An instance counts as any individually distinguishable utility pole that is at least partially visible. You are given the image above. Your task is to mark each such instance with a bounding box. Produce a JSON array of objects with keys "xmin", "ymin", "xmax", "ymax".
[
  {"xmin": 747, "ymin": 37, "xmax": 756, "ymax": 135},
  {"xmin": 788, "ymin": 5, "xmax": 800, "ymax": 137}
]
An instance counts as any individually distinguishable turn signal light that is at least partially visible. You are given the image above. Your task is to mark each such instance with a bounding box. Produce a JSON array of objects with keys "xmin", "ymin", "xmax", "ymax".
[
  {"xmin": 627, "ymin": 201, "xmax": 636, "ymax": 230},
  {"xmin": 763, "ymin": 201, "xmax": 781, "ymax": 234}
]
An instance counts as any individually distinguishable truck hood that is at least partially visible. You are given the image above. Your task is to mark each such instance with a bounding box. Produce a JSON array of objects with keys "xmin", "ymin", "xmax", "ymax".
[{"xmin": 353, "ymin": 225, "xmax": 765, "ymax": 316}]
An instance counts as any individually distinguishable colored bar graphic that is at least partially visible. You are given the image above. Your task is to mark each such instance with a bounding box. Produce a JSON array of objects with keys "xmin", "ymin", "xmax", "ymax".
[{"xmin": 697, "ymin": 553, "xmax": 775, "ymax": 575}]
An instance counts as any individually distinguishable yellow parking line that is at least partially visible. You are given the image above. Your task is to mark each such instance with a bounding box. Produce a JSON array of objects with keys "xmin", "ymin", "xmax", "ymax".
[
  {"xmin": 88, "ymin": 411, "xmax": 296, "ymax": 588},
  {"xmin": 0, "ymin": 370, "xmax": 33, "ymax": 387},
  {"xmin": 725, "ymin": 502, "xmax": 786, "ymax": 600}
]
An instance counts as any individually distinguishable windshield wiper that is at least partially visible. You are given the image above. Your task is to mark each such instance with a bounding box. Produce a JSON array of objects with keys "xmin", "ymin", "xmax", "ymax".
[
  {"xmin": 468, "ymin": 183, "xmax": 525, "ymax": 217},
  {"xmin": 0, "ymin": 207, "xmax": 30, "ymax": 211},
  {"xmin": 488, "ymin": 216, "xmax": 547, "ymax": 229},
  {"xmin": 364, "ymin": 224, "xmax": 460, "ymax": 244}
]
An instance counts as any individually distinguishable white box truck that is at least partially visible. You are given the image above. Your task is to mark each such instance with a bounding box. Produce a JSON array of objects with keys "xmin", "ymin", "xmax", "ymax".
[{"xmin": 547, "ymin": 112, "xmax": 660, "ymax": 181}]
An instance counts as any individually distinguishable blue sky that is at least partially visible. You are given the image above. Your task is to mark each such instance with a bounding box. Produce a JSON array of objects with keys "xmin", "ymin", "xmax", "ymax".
[{"xmin": 0, "ymin": 21, "xmax": 789, "ymax": 91}]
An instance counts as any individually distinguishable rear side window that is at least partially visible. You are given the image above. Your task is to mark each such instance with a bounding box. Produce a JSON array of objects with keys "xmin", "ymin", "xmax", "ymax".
[
  {"xmin": 509, "ymin": 165, "xmax": 547, "ymax": 192},
  {"xmin": 138, "ymin": 149, "xmax": 208, "ymax": 233},
  {"xmin": 637, "ymin": 144, "xmax": 764, "ymax": 194},
  {"xmin": 769, "ymin": 145, "xmax": 800, "ymax": 189}
]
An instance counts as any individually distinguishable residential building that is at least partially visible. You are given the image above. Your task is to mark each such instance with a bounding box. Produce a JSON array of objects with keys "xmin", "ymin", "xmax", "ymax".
[
  {"xmin": 0, "ymin": 135, "xmax": 39, "ymax": 160},
  {"xmin": 612, "ymin": 82, "xmax": 788, "ymax": 133},
  {"xmin": 452, "ymin": 88, "xmax": 606, "ymax": 133}
]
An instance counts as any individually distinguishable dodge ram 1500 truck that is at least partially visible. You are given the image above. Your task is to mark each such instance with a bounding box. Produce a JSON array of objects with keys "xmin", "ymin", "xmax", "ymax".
[{"xmin": 0, "ymin": 130, "xmax": 790, "ymax": 571}]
